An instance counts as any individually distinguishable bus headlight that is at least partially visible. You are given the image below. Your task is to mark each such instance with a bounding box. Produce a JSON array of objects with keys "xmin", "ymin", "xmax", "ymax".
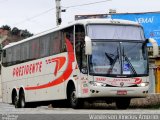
[{"xmin": 137, "ymin": 82, "xmax": 149, "ymax": 87}]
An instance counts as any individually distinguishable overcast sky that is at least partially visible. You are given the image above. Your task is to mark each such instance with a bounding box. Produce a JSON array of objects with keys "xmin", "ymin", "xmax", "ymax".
[{"xmin": 0, "ymin": 0, "xmax": 160, "ymax": 34}]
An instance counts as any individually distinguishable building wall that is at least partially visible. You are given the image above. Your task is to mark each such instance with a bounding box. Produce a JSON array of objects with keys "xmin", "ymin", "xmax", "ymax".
[{"xmin": 149, "ymin": 67, "xmax": 156, "ymax": 93}]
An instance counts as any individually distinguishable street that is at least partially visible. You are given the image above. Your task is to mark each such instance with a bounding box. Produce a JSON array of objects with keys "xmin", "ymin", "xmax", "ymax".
[{"xmin": 0, "ymin": 98, "xmax": 160, "ymax": 120}]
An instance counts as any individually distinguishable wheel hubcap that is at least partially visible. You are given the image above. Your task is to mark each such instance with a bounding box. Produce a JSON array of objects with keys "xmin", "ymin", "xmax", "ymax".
[
  {"xmin": 71, "ymin": 91, "xmax": 77, "ymax": 104},
  {"xmin": 14, "ymin": 96, "xmax": 18, "ymax": 105},
  {"xmin": 21, "ymin": 98, "xmax": 25, "ymax": 107}
]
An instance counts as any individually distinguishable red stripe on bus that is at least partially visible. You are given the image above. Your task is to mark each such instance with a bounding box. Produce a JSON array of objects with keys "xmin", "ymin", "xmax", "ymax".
[
  {"xmin": 25, "ymin": 38, "xmax": 75, "ymax": 90},
  {"xmin": 51, "ymin": 57, "xmax": 66, "ymax": 76},
  {"xmin": 131, "ymin": 78, "xmax": 142, "ymax": 84}
]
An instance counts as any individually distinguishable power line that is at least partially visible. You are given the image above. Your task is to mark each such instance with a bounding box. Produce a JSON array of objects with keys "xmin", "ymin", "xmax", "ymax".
[
  {"xmin": 63, "ymin": 0, "xmax": 111, "ymax": 9},
  {"xmin": 13, "ymin": 0, "xmax": 111, "ymax": 26},
  {"xmin": 14, "ymin": 7, "xmax": 56, "ymax": 26}
]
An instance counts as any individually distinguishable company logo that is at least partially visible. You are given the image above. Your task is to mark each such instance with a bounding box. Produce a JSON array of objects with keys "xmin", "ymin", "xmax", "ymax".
[
  {"xmin": 120, "ymin": 82, "xmax": 124, "ymax": 87},
  {"xmin": 135, "ymin": 16, "xmax": 154, "ymax": 24},
  {"xmin": 13, "ymin": 61, "xmax": 42, "ymax": 77},
  {"xmin": 46, "ymin": 57, "xmax": 66, "ymax": 76}
]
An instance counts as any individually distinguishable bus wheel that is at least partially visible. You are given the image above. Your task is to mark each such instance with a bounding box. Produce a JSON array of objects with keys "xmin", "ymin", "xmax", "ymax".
[
  {"xmin": 13, "ymin": 95, "xmax": 19, "ymax": 108},
  {"xmin": 69, "ymin": 87, "xmax": 83, "ymax": 109},
  {"xmin": 18, "ymin": 92, "xmax": 26, "ymax": 108},
  {"xmin": 116, "ymin": 98, "xmax": 131, "ymax": 109},
  {"xmin": 12, "ymin": 92, "xmax": 17, "ymax": 105}
]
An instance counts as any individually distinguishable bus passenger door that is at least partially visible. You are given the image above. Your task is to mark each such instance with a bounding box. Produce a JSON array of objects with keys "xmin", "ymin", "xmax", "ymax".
[{"xmin": 75, "ymin": 25, "xmax": 89, "ymax": 97}]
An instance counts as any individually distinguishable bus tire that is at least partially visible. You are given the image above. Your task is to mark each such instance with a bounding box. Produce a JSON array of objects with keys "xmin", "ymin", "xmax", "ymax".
[
  {"xmin": 69, "ymin": 86, "xmax": 83, "ymax": 109},
  {"xmin": 116, "ymin": 98, "xmax": 131, "ymax": 109},
  {"xmin": 18, "ymin": 92, "xmax": 26, "ymax": 108},
  {"xmin": 12, "ymin": 91, "xmax": 17, "ymax": 105},
  {"xmin": 14, "ymin": 96, "xmax": 19, "ymax": 108}
]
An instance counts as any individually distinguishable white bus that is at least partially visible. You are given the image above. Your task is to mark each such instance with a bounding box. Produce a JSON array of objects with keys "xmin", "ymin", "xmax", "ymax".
[{"xmin": 1, "ymin": 19, "xmax": 149, "ymax": 109}]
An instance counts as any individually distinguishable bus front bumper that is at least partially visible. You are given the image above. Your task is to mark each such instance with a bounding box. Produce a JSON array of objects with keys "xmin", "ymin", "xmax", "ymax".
[{"xmin": 88, "ymin": 85, "xmax": 149, "ymax": 98}]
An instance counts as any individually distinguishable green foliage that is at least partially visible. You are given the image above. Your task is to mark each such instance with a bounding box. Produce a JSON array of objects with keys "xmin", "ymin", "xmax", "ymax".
[
  {"xmin": 0, "ymin": 25, "xmax": 33, "ymax": 38},
  {"xmin": 20, "ymin": 29, "xmax": 33, "ymax": 38},
  {"xmin": 0, "ymin": 25, "xmax": 34, "ymax": 46},
  {"xmin": 1, "ymin": 25, "xmax": 11, "ymax": 31},
  {"xmin": 11, "ymin": 27, "xmax": 20, "ymax": 35}
]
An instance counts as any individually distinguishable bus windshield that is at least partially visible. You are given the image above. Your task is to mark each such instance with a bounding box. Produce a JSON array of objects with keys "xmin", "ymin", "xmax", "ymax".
[
  {"xmin": 89, "ymin": 42, "xmax": 148, "ymax": 76},
  {"xmin": 87, "ymin": 24, "xmax": 148, "ymax": 76}
]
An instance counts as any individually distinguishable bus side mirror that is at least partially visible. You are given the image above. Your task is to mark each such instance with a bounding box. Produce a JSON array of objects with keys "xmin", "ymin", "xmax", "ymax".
[{"xmin": 85, "ymin": 36, "xmax": 92, "ymax": 55}]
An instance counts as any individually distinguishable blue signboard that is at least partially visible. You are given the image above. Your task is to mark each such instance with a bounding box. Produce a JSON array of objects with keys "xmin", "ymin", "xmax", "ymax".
[{"xmin": 111, "ymin": 12, "xmax": 160, "ymax": 46}]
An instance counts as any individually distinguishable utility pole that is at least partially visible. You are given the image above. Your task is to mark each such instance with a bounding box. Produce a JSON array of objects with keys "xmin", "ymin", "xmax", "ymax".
[{"xmin": 55, "ymin": 0, "xmax": 62, "ymax": 26}]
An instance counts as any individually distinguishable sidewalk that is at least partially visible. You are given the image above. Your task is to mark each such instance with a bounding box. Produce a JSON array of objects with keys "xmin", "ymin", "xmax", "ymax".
[
  {"xmin": 130, "ymin": 93, "xmax": 160, "ymax": 108},
  {"xmin": 84, "ymin": 93, "xmax": 160, "ymax": 108}
]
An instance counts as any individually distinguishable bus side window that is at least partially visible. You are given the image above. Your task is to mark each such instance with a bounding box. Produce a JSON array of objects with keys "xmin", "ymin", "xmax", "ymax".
[
  {"xmin": 12, "ymin": 45, "xmax": 21, "ymax": 64},
  {"xmin": 6, "ymin": 48, "xmax": 12, "ymax": 66},
  {"xmin": 29, "ymin": 38, "xmax": 40, "ymax": 60},
  {"xmin": 61, "ymin": 32, "xmax": 67, "ymax": 52},
  {"xmin": 21, "ymin": 42, "xmax": 30, "ymax": 62},
  {"xmin": 40, "ymin": 34, "xmax": 50, "ymax": 57},
  {"xmin": 2, "ymin": 50, "xmax": 6, "ymax": 66},
  {"xmin": 50, "ymin": 31, "xmax": 62, "ymax": 55},
  {"xmin": 62, "ymin": 26, "xmax": 74, "ymax": 52}
]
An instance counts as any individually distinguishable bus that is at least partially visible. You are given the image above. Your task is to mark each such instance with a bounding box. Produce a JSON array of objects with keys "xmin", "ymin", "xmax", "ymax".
[{"xmin": 1, "ymin": 19, "xmax": 150, "ymax": 109}]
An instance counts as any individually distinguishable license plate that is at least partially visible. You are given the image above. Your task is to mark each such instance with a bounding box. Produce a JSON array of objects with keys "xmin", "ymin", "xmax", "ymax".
[{"xmin": 117, "ymin": 90, "xmax": 127, "ymax": 95}]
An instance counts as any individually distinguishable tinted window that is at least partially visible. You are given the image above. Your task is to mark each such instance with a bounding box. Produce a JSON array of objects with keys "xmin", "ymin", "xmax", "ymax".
[
  {"xmin": 62, "ymin": 26, "xmax": 74, "ymax": 52},
  {"xmin": 2, "ymin": 30, "xmax": 67, "ymax": 67},
  {"xmin": 21, "ymin": 42, "xmax": 30, "ymax": 62},
  {"xmin": 6, "ymin": 48, "xmax": 12, "ymax": 66},
  {"xmin": 40, "ymin": 34, "xmax": 50, "ymax": 57},
  {"xmin": 12, "ymin": 45, "xmax": 21, "ymax": 64},
  {"xmin": 50, "ymin": 32, "xmax": 62, "ymax": 55},
  {"xmin": 29, "ymin": 39, "xmax": 40, "ymax": 59},
  {"xmin": 2, "ymin": 50, "xmax": 7, "ymax": 66}
]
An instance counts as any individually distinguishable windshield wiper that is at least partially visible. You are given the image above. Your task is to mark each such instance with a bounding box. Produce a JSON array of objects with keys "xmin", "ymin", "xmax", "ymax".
[
  {"xmin": 122, "ymin": 47, "xmax": 137, "ymax": 75},
  {"xmin": 105, "ymin": 53, "xmax": 114, "ymax": 65},
  {"xmin": 105, "ymin": 49, "xmax": 119, "ymax": 74}
]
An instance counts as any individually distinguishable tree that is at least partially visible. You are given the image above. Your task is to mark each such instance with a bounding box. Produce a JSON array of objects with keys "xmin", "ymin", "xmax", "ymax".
[
  {"xmin": 0, "ymin": 25, "xmax": 34, "ymax": 47},
  {"xmin": 1, "ymin": 25, "xmax": 11, "ymax": 31},
  {"xmin": 11, "ymin": 27, "xmax": 20, "ymax": 35},
  {"xmin": 20, "ymin": 29, "xmax": 33, "ymax": 38}
]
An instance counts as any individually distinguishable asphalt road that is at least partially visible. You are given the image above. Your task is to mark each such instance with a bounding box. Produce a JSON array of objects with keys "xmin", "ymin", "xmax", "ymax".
[{"xmin": 0, "ymin": 99, "xmax": 160, "ymax": 120}]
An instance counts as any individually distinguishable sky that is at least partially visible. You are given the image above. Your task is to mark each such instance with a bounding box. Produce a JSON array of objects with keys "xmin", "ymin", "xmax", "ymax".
[{"xmin": 0, "ymin": 0, "xmax": 160, "ymax": 34}]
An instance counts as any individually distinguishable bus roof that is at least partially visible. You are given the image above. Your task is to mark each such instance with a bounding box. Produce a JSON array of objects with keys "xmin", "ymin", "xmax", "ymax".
[{"xmin": 3, "ymin": 18, "xmax": 140, "ymax": 49}]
